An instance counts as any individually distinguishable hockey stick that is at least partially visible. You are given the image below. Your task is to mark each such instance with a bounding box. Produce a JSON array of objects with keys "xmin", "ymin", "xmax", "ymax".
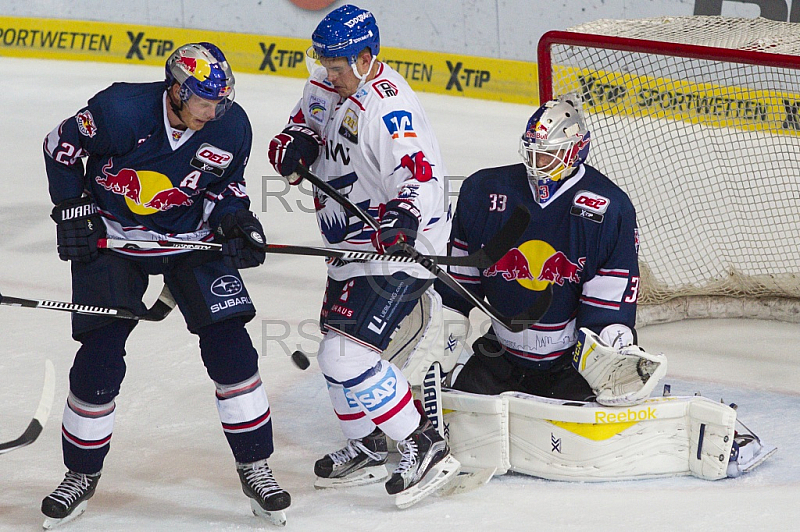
[
  {"xmin": 0, "ymin": 284, "xmax": 176, "ymax": 322},
  {"xmin": 0, "ymin": 359, "xmax": 55, "ymax": 455},
  {"xmin": 98, "ymin": 207, "xmax": 529, "ymax": 269},
  {"xmin": 296, "ymin": 165, "xmax": 551, "ymax": 332}
]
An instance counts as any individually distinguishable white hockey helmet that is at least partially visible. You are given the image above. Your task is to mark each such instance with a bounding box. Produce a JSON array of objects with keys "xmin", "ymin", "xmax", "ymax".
[{"xmin": 520, "ymin": 93, "xmax": 590, "ymax": 204}]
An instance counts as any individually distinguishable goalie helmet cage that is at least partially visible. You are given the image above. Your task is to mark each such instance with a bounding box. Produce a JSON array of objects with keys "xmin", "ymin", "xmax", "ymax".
[{"xmin": 538, "ymin": 16, "xmax": 800, "ymax": 326}]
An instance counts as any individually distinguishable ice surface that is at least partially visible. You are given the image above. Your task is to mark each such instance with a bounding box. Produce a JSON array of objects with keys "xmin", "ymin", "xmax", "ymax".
[{"xmin": 1, "ymin": 58, "xmax": 798, "ymax": 531}]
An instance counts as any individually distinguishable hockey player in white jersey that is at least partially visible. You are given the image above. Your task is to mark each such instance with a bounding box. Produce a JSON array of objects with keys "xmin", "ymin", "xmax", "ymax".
[{"xmin": 268, "ymin": 4, "xmax": 459, "ymax": 507}]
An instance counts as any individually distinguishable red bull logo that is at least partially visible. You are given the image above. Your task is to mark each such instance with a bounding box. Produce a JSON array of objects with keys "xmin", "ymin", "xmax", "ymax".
[
  {"xmin": 484, "ymin": 248, "xmax": 534, "ymax": 281},
  {"xmin": 95, "ymin": 161, "xmax": 196, "ymax": 214},
  {"xmin": 144, "ymin": 188, "xmax": 193, "ymax": 210},
  {"xmin": 176, "ymin": 54, "xmax": 212, "ymax": 82},
  {"xmin": 484, "ymin": 243, "xmax": 586, "ymax": 289},
  {"xmin": 538, "ymin": 251, "xmax": 585, "ymax": 286},
  {"xmin": 176, "ymin": 56, "xmax": 198, "ymax": 73},
  {"xmin": 97, "ymin": 162, "xmax": 141, "ymax": 204}
]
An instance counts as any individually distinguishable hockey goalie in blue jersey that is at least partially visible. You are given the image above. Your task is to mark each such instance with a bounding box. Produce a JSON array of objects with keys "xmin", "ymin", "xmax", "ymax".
[
  {"xmin": 436, "ymin": 94, "xmax": 775, "ymax": 483},
  {"xmin": 41, "ymin": 43, "xmax": 289, "ymax": 528},
  {"xmin": 440, "ymin": 94, "xmax": 655, "ymax": 403}
]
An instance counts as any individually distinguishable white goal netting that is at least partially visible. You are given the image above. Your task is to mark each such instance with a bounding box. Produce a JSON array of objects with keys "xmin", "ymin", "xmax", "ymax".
[{"xmin": 540, "ymin": 16, "xmax": 800, "ymax": 324}]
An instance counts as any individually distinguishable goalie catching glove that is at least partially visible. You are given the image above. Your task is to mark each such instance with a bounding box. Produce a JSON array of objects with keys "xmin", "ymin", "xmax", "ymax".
[
  {"xmin": 268, "ymin": 125, "xmax": 323, "ymax": 185},
  {"xmin": 572, "ymin": 327, "xmax": 666, "ymax": 406}
]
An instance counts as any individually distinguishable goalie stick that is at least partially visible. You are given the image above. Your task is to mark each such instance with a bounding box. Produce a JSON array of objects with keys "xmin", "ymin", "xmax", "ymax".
[
  {"xmin": 0, "ymin": 359, "xmax": 55, "ymax": 455},
  {"xmin": 97, "ymin": 205, "xmax": 530, "ymax": 269},
  {"xmin": 296, "ymin": 165, "xmax": 551, "ymax": 333},
  {"xmin": 0, "ymin": 285, "xmax": 176, "ymax": 322}
]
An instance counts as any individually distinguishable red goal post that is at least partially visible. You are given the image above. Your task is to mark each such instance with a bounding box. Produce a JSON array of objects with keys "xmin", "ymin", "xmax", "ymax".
[{"xmin": 537, "ymin": 16, "xmax": 800, "ymax": 325}]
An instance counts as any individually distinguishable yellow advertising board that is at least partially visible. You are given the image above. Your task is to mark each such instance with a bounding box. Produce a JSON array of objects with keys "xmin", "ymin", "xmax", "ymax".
[{"xmin": 0, "ymin": 16, "xmax": 541, "ymax": 105}]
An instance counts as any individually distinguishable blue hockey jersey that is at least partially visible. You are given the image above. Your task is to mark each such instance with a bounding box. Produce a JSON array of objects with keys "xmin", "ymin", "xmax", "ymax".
[
  {"xmin": 439, "ymin": 162, "xmax": 640, "ymax": 369},
  {"xmin": 44, "ymin": 81, "xmax": 252, "ymax": 253}
]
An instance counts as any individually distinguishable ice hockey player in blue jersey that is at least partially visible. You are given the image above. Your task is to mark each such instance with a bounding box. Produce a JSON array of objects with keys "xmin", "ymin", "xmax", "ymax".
[
  {"xmin": 439, "ymin": 94, "xmax": 653, "ymax": 402},
  {"xmin": 41, "ymin": 42, "xmax": 289, "ymax": 528}
]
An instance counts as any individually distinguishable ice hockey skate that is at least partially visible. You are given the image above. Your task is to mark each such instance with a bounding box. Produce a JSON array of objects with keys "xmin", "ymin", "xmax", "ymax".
[
  {"xmin": 237, "ymin": 459, "xmax": 291, "ymax": 527},
  {"xmin": 41, "ymin": 470, "xmax": 100, "ymax": 529},
  {"xmin": 727, "ymin": 423, "xmax": 777, "ymax": 478},
  {"xmin": 314, "ymin": 427, "xmax": 389, "ymax": 489},
  {"xmin": 385, "ymin": 417, "xmax": 461, "ymax": 509}
]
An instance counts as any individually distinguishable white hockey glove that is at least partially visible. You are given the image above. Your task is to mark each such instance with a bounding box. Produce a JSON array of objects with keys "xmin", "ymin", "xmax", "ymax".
[{"xmin": 572, "ymin": 327, "xmax": 667, "ymax": 407}]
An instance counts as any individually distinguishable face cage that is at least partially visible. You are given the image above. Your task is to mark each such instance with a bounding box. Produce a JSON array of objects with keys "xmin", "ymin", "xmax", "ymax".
[
  {"xmin": 519, "ymin": 137, "xmax": 580, "ymax": 183},
  {"xmin": 305, "ymin": 46, "xmax": 376, "ymax": 89},
  {"xmin": 178, "ymin": 83, "xmax": 234, "ymax": 121}
]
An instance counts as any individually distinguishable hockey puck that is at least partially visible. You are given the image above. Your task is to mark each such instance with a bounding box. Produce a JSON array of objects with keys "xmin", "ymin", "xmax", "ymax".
[{"xmin": 291, "ymin": 351, "xmax": 310, "ymax": 370}]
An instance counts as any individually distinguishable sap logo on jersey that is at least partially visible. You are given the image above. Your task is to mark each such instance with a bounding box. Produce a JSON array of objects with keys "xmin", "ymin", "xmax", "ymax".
[
  {"xmin": 355, "ymin": 367, "xmax": 398, "ymax": 411},
  {"xmin": 211, "ymin": 275, "xmax": 243, "ymax": 297},
  {"xmin": 382, "ymin": 110, "xmax": 416, "ymax": 139}
]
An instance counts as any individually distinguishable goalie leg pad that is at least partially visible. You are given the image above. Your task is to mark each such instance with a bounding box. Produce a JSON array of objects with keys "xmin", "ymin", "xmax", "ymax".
[
  {"xmin": 504, "ymin": 393, "xmax": 740, "ymax": 481},
  {"xmin": 687, "ymin": 399, "xmax": 737, "ymax": 480},
  {"xmin": 441, "ymin": 389, "xmax": 510, "ymax": 474},
  {"xmin": 383, "ymin": 288, "xmax": 458, "ymax": 386}
]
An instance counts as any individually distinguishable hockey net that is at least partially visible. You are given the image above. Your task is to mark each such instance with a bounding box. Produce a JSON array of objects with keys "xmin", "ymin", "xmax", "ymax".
[{"xmin": 538, "ymin": 16, "xmax": 800, "ymax": 325}]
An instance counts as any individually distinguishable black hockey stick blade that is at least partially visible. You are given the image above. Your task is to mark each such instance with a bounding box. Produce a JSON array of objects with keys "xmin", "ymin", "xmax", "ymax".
[
  {"xmin": 0, "ymin": 285, "xmax": 176, "ymax": 322},
  {"xmin": 474, "ymin": 204, "xmax": 531, "ymax": 266},
  {"xmin": 0, "ymin": 359, "xmax": 55, "ymax": 455}
]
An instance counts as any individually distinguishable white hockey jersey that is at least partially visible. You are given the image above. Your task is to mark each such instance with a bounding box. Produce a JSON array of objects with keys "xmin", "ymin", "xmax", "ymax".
[{"xmin": 286, "ymin": 62, "xmax": 450, "ymax": 280}]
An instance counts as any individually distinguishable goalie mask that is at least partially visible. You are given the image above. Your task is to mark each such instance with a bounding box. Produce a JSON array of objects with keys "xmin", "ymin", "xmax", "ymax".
[
  {"xmin": 165, "ymin": 42, "xmax": 235, "ymax": 121},
  {"xmin": 306, "ymin": 4, "xmax": 380, "ymax": 87},
  {"xmin": 520, "ymin": 94, "xmax": 590, "ymax": 205}
]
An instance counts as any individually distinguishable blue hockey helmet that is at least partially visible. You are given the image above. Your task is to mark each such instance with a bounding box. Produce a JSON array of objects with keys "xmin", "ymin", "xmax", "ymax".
[
  {"xmin": 519, "ymin": 93, "xmax": 590, "ymax": 204},
  {"xmin": 165, "ymin": 42, "xmax": 235, "ymax": 119},
  {"xmin": 311, "ymin": 4, "xmax": 380, "ymax": 64}
]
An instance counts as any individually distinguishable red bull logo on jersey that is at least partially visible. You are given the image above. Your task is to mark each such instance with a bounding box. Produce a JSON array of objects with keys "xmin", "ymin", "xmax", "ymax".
[
  {"xmin": 484, "ymin": 248, "xmax": 534, "ymax": 281},
  {"xmin": 96, "ymin": 160, "xmax": 197, "ymax": 215},
  {"xmin": 97, "ymin": 162, "xmax": 141, "ymax": 204},
  {"xmin": 539, "ymin": 251, "xmax": 585, "ymax": 286},
  {"xmin": 483, "ymin": 241, "xmax": 585, "ymax": 291}
]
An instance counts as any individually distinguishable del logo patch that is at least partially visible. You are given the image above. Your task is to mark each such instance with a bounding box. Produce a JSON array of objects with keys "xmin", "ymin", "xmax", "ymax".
[
  {"xmin": 570, "ymin": 190, "xmax": 610, "ymax": 223},
  {"xmin": 372, "ymin": 79, "xmax": 399, "ymax": 99},
  {"xmin": 190, "ymin": 143, "xmax": 233, "ymax": 177}
]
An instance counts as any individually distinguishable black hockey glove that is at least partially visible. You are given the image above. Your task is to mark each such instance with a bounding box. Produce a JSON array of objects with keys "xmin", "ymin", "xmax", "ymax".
[
  {"xmin": 371, "ymin": 200, "xmax": 421, "ymax": 255},
  {"xmin": 215, "ymin": 209, "xmax": 267, "ymax": 269},
  {"xmin": 50, "ymin": 196, "xmax": 105, "ymax": 263},
  {"xmin": 268, "ymin": 125, "xmax": 323, "ymax": 185}
]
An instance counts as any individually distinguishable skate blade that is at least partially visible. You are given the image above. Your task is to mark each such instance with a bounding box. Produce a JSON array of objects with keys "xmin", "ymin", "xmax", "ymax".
[
  {"xmin": 437, "ymin": 466, "xmax": 496, "ymax": 497},
  {"xmin": 742, "ymin": 444, "xmax": 778, "ymax": 473},
  {"xmin": 42, "ymin": 501, "xmax": 88, "ymax": 529},
  {"xmin": 314, "ymin": 465, "xmax": 388, "ymax": 489},
  {"xmin": 395, "ymin": 454, "xmax": 461, "ymax": 510},
  {"xmin": 250, "ymin": 499, "xmax": 287, "ymax": 527}
]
